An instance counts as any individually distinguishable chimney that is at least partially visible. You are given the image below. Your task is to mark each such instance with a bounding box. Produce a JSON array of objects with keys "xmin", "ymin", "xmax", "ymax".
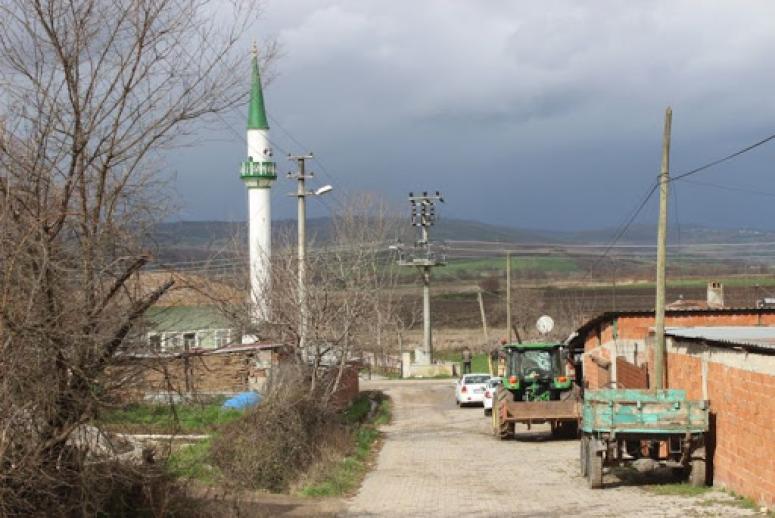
[{"xmin": 707, "ymin": 282, "xmax": 724, "ymax": 308}]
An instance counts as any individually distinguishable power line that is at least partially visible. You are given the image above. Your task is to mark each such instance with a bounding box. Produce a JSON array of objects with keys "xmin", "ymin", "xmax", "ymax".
[
  {"xmin": 267, "ymin": 112, "xmax": 346, "ymax": 210},
  {"xmin": 582, "ymin": 182, "xmax": 659, "ymax": 279},
  {"xmin": 676, "ymin": 177, "xmax": 775, "ymax": 199},
  {"xmin": 671, "ymin": 132, "xmax": 775, "ymax": 182},
  {"xmin": 580, "ymin": 129, "xmax": 775, "ymax": 280}
]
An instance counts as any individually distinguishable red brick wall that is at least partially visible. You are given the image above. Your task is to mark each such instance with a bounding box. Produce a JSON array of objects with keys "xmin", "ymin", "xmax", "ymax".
[
  {"xmin": 616, "ymin": 357, "xmax": 649, "ymax": 389},
  {"xmin": 329, "ymin": 365, "xmax": 360, "ymax": 409},
  {"xmin": 667, "ymin": 352, "xmax": 775, "ymax": 506},
  {"xmin": 583, "ymin": 352, "xmax": 611, "ymax": 390}
]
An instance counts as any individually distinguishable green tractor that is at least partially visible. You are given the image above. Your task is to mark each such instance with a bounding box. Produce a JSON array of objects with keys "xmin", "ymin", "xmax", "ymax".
[{"xmin": 493, "ymin": 342, "xmax": 581, "ymax": 440}]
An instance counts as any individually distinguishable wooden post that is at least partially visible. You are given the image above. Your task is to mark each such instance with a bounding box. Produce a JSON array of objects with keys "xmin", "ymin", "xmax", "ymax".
[
  {"xmin": 477, "ymin": 288, "xmax": 489, "ymax": 343},
  {"xmin": 654, "ymin": 107, "xmax": 672, "ymax": 390},
  {"xmin": 506, "ymin": 252, "xmax": 512, "ymax": 343}
]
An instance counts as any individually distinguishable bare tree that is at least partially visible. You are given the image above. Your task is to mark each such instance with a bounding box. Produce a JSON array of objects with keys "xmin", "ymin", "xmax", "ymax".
[
  {"xmin": 241, "ymin": 193, "xmax": 405, "ymax": 401},
  {"xmin": 0, "ymin": 0, "xmax": 271, "ymax": 513}
]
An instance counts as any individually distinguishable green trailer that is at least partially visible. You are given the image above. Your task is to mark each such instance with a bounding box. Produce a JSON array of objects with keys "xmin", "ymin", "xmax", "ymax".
[{"xmin": 580, "ymin": 389, "xmax": 709, "ymax": 489}]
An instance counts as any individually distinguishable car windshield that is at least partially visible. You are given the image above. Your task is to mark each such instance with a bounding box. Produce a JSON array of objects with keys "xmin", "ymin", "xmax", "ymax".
[{"xmin": 464, "ymin": 375, "xmax": 490, "ymax": 384}]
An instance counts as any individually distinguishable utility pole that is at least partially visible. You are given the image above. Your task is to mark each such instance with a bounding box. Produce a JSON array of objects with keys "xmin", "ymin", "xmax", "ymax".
[
  {"xmin": 287, "ymin": 154, "xmax": 333, "ymax": 357},
  {"xmin": 477, "ymin": 288, "xmax": 489, "ymax": 343},
  {"xmin": 506, "ymin": 251, "xmax": 512, "ymax": 343},
  {"xmin": 395, "ymin": 191, "xmax": 445, "ymax": 365},
  {"xmin": 654, "ymin": 107, "xmax": 672, "ymax": 390}
]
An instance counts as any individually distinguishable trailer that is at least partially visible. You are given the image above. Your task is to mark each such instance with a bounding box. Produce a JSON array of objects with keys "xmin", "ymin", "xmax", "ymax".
[{"xmin": 580, "ymin": 389, "xmax": 709, "ymax": 489}]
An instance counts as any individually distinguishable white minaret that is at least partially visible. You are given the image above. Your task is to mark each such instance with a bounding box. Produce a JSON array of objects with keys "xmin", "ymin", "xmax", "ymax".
[{"xmin": 241, "ymin": 46, "xmax": 276, "ymax": 324}]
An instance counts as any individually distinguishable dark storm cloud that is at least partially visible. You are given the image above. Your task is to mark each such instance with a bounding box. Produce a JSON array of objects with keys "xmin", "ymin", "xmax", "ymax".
[{"xmin": 171, "ymin": 1, "xmax": 775, "ymax": 231}]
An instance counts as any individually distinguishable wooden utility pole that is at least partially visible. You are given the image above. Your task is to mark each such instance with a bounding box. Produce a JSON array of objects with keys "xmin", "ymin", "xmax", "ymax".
[
  {"xmin": 477, "ymin": 288, "xmax": 489, "ymax": 343},
  {"xmin": 654, "ymin": 107, "xmax": 672, "ymax": 390},
  {"xmin": 506, "ymin": 251, "xmax": 512, "ymax": 343}
]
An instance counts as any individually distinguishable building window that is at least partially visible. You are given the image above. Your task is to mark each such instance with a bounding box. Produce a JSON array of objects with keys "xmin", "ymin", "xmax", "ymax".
[
  {"xmin": 214, "ymin": 329, "xmax": 230, "ymax": 348},
  {"xmin": 166, "ymin": 333, "xmax": 182, "ymax": 351},
  {"xmin": 183, "ymin": 332, "xmax": 197, "ymax": 350},
  {"xmin": 148, "ymin": 334, "xmax": 162, "ymax": 353}
]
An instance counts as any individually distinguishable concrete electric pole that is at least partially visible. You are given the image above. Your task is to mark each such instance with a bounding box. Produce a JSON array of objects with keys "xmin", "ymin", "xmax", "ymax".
[
  {"xmin": 287, "ymin": 153, "xmax": 332, "ymax": 357},
  {"xmin": 396, "ymin": 192, "xmax": 446, "ymax": 365},
  {"xmin": 654, "ymin": 107, "xmax": 672, "ymax": 390}
]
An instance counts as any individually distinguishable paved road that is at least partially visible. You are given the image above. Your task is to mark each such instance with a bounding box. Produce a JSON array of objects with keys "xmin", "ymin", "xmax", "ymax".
[{"xmin": 347, "ymin": 379, "xmax": 759, "ymax": 518}]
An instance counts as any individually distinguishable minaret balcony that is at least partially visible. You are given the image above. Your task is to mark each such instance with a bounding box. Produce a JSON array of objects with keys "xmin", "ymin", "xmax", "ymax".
[{"xmin": 241, "ymin": 160, "xmax": 277, "ymax": 186}]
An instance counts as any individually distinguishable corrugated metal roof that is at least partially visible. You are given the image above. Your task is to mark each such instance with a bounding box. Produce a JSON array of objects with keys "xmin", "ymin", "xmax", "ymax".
[
  {"xmin": 666, "ymin": 326, "xmax": 775, "ymax": 352},
  {"xmin": 566, "ymin": 307, "xmax": 775, "ymax": 350}
]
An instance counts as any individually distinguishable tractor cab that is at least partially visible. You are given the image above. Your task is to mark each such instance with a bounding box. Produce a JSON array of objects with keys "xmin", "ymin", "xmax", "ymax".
[{"xmin": 501, "ymin": 343, "xmax": 572, "ymax": 401}]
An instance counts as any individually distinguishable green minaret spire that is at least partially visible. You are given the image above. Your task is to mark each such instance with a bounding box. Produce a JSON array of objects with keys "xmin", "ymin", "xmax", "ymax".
[{"xmin": 247, "ymin": 46, "xmax": 269, "ymax": 130}]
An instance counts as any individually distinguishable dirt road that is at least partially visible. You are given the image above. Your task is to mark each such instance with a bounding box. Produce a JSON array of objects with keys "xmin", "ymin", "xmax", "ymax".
[{"xmin": 347, "ymin": 379, "xmax": 759, "ymax": 517}]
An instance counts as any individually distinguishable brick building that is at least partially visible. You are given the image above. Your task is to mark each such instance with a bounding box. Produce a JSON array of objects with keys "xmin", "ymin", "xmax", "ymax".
[{"xmin": 568, "ymin": 305, "xmax": 775, "ymax": 507}]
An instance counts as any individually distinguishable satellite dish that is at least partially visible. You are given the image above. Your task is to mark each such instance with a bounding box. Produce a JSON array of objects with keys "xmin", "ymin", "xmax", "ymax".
[{"xmin": 536, "ymin": 315, "xmax": 555, "ymax": 335}]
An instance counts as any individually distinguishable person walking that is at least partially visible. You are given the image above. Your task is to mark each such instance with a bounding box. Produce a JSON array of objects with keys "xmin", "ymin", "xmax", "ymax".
[{"xmin": 462, "ymin": 347, "xmax": 473, "ymax": 374}]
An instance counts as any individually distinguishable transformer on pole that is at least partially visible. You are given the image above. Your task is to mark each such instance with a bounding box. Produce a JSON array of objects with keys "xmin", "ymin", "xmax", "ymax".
[{"xmin": 394, "ymin": 191, "xmax": 446, "ymax": 365}]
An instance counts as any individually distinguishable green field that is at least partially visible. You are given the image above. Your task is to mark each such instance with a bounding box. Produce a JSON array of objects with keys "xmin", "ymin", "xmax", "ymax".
[{"xmin": 395, "ymin": 255, "xmax": 579, "ymax": 281}]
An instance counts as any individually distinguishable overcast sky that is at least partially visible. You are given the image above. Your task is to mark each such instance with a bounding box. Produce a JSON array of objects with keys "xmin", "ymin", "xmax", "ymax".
[{"xmin": 170, "ymin": 1, "xmax": 775, "ymax": 231}]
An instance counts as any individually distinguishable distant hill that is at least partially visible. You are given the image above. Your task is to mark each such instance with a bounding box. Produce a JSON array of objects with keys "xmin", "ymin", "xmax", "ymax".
[
  {"xmin": 555, "ymin": 224, "xmax": 775, "ymax": 245},
  {"xmin": 150, "ymin": 219, "xmax": 775, "ymax": 263}
]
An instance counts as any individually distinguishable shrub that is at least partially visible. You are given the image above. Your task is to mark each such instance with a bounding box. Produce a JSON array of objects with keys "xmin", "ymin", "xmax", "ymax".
[{"xmin": 210, "ymin": 387, "xmax": 340, "ymax": 493}]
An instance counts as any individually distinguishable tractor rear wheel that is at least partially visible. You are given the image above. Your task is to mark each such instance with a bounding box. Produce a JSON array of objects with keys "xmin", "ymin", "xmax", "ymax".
[
  {"xmin": 496, "ymin": 388, "xmax": 514, "ymax": 440},
  {"xmin": 499, "ymin": 419, "xmax": 514, "ymax": 440},
  {"xmin": 587, "ymin": 439, "xmax": 604, "ymax": 489}
]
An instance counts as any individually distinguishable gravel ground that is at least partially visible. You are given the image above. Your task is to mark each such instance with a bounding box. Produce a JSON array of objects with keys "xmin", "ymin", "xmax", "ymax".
[{"xmin": 347, "ymin": 379, "xmax": 762, "ymax": 518}]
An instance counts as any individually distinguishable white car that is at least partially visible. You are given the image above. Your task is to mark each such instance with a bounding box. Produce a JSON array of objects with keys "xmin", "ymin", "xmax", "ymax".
[
  {"xmin": 455, "ymin": 374, "xmax": 491, "ymax": 407},
  {"xmin": 482, "ymin": 377, "xmax": 502, "ymax": 416}
]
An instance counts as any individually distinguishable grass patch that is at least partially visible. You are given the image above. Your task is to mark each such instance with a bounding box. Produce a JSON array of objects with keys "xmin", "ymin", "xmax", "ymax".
[
  {"xmin": 166, "ymin": 438, "xmax": 220, "ymax": 484},
  {"xmin": 299, "ymin": 394, "xmax": 391, "ymax": 497},
  {"xmin": 435, "ymin": 351, "xmax": 491, "ymax": 375},
  {"xmin": 646, "ymin": 482, "xmax": 712, "ymax": 497},
  {"xmin": 99, "ymin": 400, "xmax": 243, "ymax": 434},
  {"xmin": 724, "ymin": 490, "xmax": 765, "ymax": 512}
]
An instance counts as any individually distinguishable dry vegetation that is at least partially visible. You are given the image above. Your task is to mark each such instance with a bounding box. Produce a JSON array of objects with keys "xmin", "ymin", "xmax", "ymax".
[{"xmin": 0, "ymin": 0, "xmax": 272, "ymax": 514}]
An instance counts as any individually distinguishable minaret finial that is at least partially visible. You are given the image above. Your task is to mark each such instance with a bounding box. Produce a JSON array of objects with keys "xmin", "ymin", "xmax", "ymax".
[{"xmin": 251, "ymin": 40, "xmax": 258, "ymax": 59}]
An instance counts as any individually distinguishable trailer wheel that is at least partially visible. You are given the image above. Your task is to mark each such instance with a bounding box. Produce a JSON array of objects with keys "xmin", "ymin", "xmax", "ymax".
[
  {"xmin": 580, "ymin": 435, "xmax": 589, "ymax": 477},
  {"xmin": 587, "ymin": 439, "xmax": 603, "ymax": 489}
]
